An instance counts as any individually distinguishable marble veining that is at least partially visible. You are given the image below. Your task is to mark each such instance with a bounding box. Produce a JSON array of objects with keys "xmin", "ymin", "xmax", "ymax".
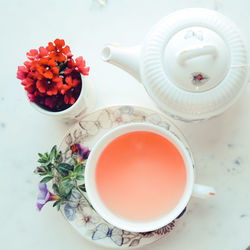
[{"xmin": 0, "ymin": 122, "xmax": 6, "ymax": 128}]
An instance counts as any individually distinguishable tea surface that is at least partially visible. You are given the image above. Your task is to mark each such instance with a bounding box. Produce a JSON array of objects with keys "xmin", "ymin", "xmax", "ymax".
[{"xmin": 96, "ymin": 131, "xmax": 186, "ymax": 221}]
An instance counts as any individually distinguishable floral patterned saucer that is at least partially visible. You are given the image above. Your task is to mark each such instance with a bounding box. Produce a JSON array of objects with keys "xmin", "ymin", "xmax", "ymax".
[{"xmin": 58, "ymin": 105, "xmax": 193, "ymax": 248}]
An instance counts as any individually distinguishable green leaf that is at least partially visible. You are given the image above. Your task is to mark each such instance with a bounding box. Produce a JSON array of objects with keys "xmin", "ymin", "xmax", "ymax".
[
  {"xmin": 52, "ymin": 183, "xmax": 60, "ymax": 194},
  {"xmin": 53, "ymin": 200, "xmax": 62, "ymax": 211},
  {"xmin": 64, "ymin": 184, "xmax": 74, "ymax": 195},
  {"xmin": 52, "ymin": 200, "xmax": 62, "ymax": 211},
  {"xmin": 56, "ymin": 168, "xmax": 67, "ymax": 177},
  {"xmin": 53, "ymin": 200, "xmax": 59, "ymax": 207},
  {"xmin": 43, "ymin": 163, "xmax": 53, "ymax": 172},
  {"xmin": 55, "ymin": 151, "xmax": 62, "ymax": 163},
  {"xmin": 57, "ymin": 201, "xmax": 62, "ymax": 211},
  {"xmin": 76, "ymin": 175, "xmax": 84, "ymax": 180},
  {"xmin": 75, "ymin": 164, "xmax": 84, "ymax": 174},
  {"xmin": 49, "ymin": 145, "xmax": 57, "ymax": 160},
  {"xmin": 38, "ymin": 158, "xmax": 48, "ymax": 164},
  {"xmin": 61, "ymin": 177, "xmax": 71, "ymax": 183},
  {"xmin": 56, "ymin": 163, "xmax": 74, "ymax": 177},
  {"xmin": 46, "ymin": 170, "xmax": 53, "ymax": 176},
  {"xmin": 58, "ymin": 163, "xmax": 74, "ymax": 171},
  {"xmin": 38, "ymin": 151, "xmax": 50, "ymax": 163},
  {"xmin": 66, "ymin": 192, "xmax": 72, "ymax": 200},
  {"xmin": 39, "ymin": 172, "xmax": 48, "ymax": 176},
  {"xmin": 40, "ymin": 176, "xmax": 53, "ymax": 183},
  {"xmin": 78, "ymin": 184, "xmax": 86, "ymax": 192},
  {"xmin": 59, "ymin": 179, "xmax": 74, "ymax": 195}
]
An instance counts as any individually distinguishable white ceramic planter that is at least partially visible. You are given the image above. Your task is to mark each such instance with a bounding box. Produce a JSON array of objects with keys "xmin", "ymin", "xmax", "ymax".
[{"xmin": 29, "ymin": 75, "xmax": 95, "ymax": 120}]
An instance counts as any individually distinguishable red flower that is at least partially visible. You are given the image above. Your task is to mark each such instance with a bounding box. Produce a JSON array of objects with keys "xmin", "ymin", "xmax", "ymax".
[
  {"xmin": 63, "ymin": 82, "xmax": 81, "ymax": 105},
  {"xmin": 60, "ymin": 75, "xmax": 80, "ymax": 95},
  {"xmin": 75, "ymin": 56, "xmax": 90, "ymax": 75},
  {"xmin": 17, "ymin": 66, "xmax": 29, "ymax": 80},
  {"xmin": 26, "ymin": 47, "xmax": 48, "ymax": 61},
  {"xmin": 27, "ymin": 92, "xmax": 36, "ymax": 102},
  {"xmin": 47, "ymin": 39, "xmax": 72, "ymax": 62},
  {"xmin": 64, "ymin": 57, "xmax": 89, "ymax": 76},
  {"xmin": 39, "ymin": 46, "xmax": 48, "ymax": 57},
  {"xmin": 17, "ymin": 39, "xmax": 89, "ymax": 111},
  {"xmin": 56, "ymin": 74, "xmax": 80, "ymax": 95},
  {"xmin": 64, "ymin": 58, "xmax": 76, "ymax": 75},
  {"xmin": 20, "ymin": 69, "xmax": 39, "ymax": 94},
  {"xmin": 44, "ymin": 96, "xmax": 57, "ymax": 109},
  {"xmin": 57, "ymin": 82, "xmax": 70, "ymax": 95},
  {"xmin": 65, "ymin": 75, "xmax": 80, "ymax": 87},
  {"xmin": 21, "ymin": 77, "xmax": 35, "ymax": 92},
  {"xmin": 36, "ymin": 57, "xmax": 59, "ymax": 79},
  {"xmin": 36, "ymin": 77, "xmax": 62, "ymax": 96},
  {"xmin": 23, "ymin": 61, "xmax": 32, "ymax": 70},
  {"xmin": 64, "ymin": 90, "xmax": 76, "ymax": 105},
  {"xmin": 26, "ymin": 49, "xmax": 39, "ymax": 61}
]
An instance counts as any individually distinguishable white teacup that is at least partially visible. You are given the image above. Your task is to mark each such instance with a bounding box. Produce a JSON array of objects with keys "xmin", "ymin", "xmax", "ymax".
[{"xmin": 85, "ymin": 123, "xmax": 215, "ymax": 232}]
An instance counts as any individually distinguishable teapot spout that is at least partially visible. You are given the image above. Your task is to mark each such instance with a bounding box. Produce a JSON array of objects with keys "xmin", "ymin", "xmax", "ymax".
[{"xmin": 101, "ymin": 44, "xmax": 141, "ymax": 82}]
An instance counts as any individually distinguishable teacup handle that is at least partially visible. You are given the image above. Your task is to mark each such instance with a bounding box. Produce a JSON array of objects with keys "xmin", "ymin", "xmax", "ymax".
[{"xmin": 192, "ymin": 184, "xmax": 216, "ymax": 199}]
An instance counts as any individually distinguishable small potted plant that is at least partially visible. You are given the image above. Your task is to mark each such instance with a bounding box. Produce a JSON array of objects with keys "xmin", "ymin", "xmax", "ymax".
[{"xmin": 17, "ymin": 39, "xmax": 95, "ymax": 119}]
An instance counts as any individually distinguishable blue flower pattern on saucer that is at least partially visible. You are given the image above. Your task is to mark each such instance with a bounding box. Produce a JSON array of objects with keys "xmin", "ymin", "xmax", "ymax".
[
  {"xmin": 64, "ymin": 203, "xmax": 76, "ymax": 221},
  {"xmin": 92, "ymin": 223, "xmax": 124, "ymax": 246}
]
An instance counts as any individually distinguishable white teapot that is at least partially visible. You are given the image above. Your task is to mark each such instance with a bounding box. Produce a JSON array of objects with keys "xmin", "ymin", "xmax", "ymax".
[{"xmin": 102, "ymin": 8, "xmax": 249, "ymax": 122}]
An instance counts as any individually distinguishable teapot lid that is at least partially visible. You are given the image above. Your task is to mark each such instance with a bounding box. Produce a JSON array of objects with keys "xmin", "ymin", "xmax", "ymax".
[{"xmin": 141, "ymin": 8, "xmax": 249, "ymax": 121}]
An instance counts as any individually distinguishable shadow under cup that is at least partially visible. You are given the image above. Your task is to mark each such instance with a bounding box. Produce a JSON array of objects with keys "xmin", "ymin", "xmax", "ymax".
[{"xmin": 85, "ymin": 123, "xmax": 194, "ymax": 232}]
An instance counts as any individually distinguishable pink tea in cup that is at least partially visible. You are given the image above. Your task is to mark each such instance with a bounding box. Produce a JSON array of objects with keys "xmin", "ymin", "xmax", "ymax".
[{"xmin": 95, "ymin": 131, "xmax": 186, "ymax": 221}]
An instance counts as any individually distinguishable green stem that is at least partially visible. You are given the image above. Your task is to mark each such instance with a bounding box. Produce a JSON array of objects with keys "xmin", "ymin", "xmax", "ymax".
[
  {"xmin": 74, "ymin": 181, "xmax": 111, "ymax": 224},
  {"xmin": 75, "ymin": 183, "xmax": 94, "ymax": 210}
]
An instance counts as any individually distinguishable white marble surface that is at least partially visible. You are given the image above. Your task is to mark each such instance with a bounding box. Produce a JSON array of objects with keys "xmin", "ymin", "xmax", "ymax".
[{"xmin": 0, "ymin": 0, "xmax": 250, "ymax": 249}]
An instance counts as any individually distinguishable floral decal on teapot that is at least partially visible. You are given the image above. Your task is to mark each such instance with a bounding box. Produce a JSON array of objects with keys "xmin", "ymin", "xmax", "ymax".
[
  {"xmin": 184, "ymin": 30, "xmax": 204, "ymax": 41},
  {"xmin": 192, "ymin": 72, "xmax": 209, "ymax": 86}
]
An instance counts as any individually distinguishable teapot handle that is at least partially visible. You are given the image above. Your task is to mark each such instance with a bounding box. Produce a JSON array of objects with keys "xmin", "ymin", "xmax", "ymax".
[{"xmin": 177, "ymin": 45, "xmax": 218, "ymax": 65}]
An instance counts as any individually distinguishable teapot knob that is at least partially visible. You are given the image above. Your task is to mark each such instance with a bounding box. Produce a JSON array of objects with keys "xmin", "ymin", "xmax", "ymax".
[{"xmin": 177, "ymin": 44, "xmax": 218, "ymax": 65}]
